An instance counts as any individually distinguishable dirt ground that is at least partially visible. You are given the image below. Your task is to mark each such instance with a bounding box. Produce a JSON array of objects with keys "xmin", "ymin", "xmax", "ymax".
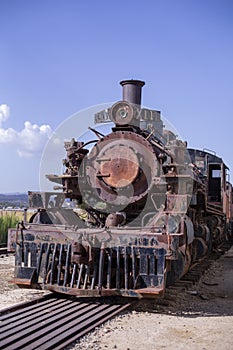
[
  {"xmin": 0, "ymin": 254, "xmax": 49, "ymax": 308},
  {"xmin": 0, "ymin": 247, "xmax": 233, "ymax": 350}
]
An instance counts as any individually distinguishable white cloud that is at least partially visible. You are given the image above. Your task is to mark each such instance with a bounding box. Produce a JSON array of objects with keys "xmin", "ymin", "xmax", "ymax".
[
  {"xmin": 0, "ymin": 127, "xmax": 17, "ymax": 143},
  {"xmin": 0, "ymin": 103, "xmax": 52, "ymax": 157},
  {"xmin": 0, "ymin": 104, "xmax": 10, "ymax": 126}
]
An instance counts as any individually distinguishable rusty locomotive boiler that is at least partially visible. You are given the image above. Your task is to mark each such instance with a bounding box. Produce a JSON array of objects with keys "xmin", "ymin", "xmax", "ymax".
[{"xmin": 9, "ymin": 80, "xmax": 233, "ymax": 298}]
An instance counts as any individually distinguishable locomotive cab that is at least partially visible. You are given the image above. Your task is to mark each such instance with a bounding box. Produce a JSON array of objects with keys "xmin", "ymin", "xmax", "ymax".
[
  {"xmin": 208, "ymin": 163, "xmax": 222, "ymax": 202},
  {"xmin": 205, "ymin": 152, "xmax": 229, "ymax": 215}
]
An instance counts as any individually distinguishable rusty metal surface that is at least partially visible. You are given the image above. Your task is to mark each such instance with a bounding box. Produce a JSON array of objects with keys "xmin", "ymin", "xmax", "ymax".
[
  {"xmin": 0, "ymin": 295, "xmax": 131, "ymax": 350},
  {"xmin": 7, "ymin": 79, "xmax": 233, "ymax": 300},
  {"xmin": 99, "ymin": 144, "xmax": 139, "ymax": 187},
  {"xmin": 12, "ymin": 229, "xmax": 168, "ymax": 297},
  {"xmin": 85, "ymin": 130, "xmax": 160, "ymax": 210},
  {"xmin": 120, "ymin": 79, "xmax": 145, "ymax": 105}
]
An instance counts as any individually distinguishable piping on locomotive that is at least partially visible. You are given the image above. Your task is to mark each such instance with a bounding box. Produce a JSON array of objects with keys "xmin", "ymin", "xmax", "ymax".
[{"xmin": 8, "ymin": 80, "xmax": 233, "ymax": 298}]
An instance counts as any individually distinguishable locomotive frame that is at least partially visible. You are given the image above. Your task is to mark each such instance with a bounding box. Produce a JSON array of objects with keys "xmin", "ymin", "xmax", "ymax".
[{"xmin": 8, "ymin": 80, "xmax": 233, "ymax": 298}]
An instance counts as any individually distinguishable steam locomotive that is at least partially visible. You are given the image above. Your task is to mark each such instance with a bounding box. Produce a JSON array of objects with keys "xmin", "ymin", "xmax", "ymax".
[{"xmin": 9, "ymin": 80, "xmax": 233, "ymax": 298}]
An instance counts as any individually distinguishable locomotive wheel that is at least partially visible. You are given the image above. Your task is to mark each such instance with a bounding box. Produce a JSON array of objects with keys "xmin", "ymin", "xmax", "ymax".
[
  {"xmin": 166, "ymin": 243, "xmax": 192, "ymax": 287},
  {"xmin": 183, "ymin": 245, "xmax": 192, "ymax": 275},
  {"xmin": 166, "ymin": 251, "xmax": 185, "ymax": 286},
  {"xmin": 192, "ymin": 237, "xmax": 208, "ymax": 261}
]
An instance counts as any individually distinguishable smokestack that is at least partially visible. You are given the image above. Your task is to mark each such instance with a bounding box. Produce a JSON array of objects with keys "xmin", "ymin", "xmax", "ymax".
[{"xmin": 120, "ymin": 79, "xmax": 145, "ymax": 106}]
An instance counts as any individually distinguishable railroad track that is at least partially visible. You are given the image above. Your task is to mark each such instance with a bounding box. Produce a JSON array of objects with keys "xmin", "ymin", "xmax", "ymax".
[
  {"xmin": 133, "ymin": 237, "xmax": 233, "ymax": 311},
  {"xmin": 0, "ymin": 294, "xmax": 132, "ymax": 350},
  {"xmin": 1, "ymin": 238, "xmax": 232, "ymax": 349},
  {"xmin": 162, "ymin": 237, "xmax": 233, "ymax": 304},
  {"xmin": 179, "ymin": 238, "xmax": 233, "ymax": 286},
  {"xmin": 0, "ymin": 244, "xmax": 8, "ymax": 255}
]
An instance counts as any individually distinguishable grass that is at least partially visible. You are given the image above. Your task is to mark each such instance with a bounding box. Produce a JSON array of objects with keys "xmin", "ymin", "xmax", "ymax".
[{"xmin": 0, "ymin": 210, "xmax": 24, "ymax": 244}]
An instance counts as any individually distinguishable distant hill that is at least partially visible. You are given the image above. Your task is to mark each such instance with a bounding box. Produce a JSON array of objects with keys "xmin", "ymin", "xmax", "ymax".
[{"xmin": 0, "ymin": 193, "xmax": 28, "ymax": 208}]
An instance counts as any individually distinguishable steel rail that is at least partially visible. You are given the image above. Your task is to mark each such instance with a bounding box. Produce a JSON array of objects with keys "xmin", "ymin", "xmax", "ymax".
[
  {"xmin": 0, "ymin": 294, "xmax": 132, "ymax": 350},
  {"xmin": 0, "ymin": 244, "xmax": 8, "ymax": 254}
]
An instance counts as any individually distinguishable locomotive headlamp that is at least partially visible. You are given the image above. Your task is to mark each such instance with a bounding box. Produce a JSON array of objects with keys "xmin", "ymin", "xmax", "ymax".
[
  {"xmin": 119, "ymin": 107, "xmax": 128, "ymax": 119},
  {"xmin": 110, "ymin": 101, "xmax": 135, "ymax": 125}
]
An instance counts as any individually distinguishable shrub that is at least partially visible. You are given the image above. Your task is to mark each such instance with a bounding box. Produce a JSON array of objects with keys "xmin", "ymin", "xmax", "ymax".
[{"xmin": 0, "ymin": 211, "xmax": 23, "ymax": 244}]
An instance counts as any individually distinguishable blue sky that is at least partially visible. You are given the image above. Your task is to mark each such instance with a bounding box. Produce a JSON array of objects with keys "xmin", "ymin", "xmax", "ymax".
[{"xmin": 0, "ymin": 0, "xmax": 232, "ymax": 193}]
